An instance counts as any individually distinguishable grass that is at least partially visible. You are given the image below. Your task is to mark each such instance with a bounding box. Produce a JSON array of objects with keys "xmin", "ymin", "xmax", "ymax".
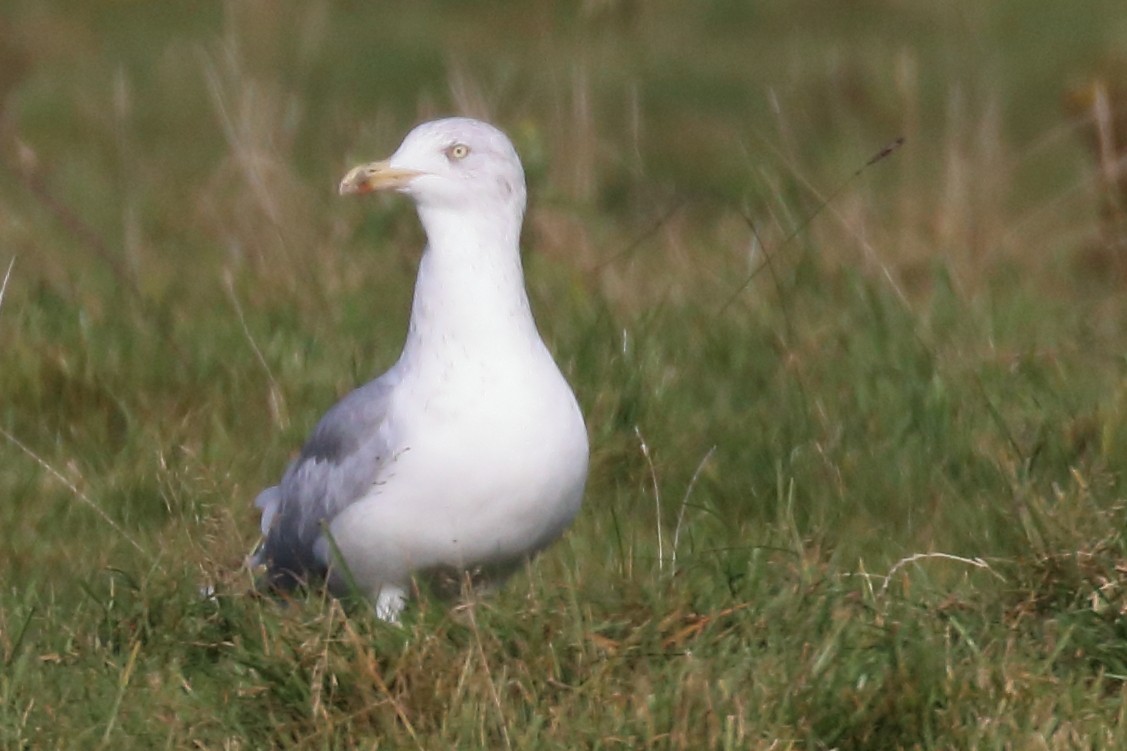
[{"xmin": 4, "ymin": 0, "xmax": 1127, "ymax": 747}]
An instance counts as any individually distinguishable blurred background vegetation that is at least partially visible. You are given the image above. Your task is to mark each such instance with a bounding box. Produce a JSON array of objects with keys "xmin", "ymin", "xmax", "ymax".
[
  {"xmin": 4, "ymin": 0, "xmax": 1127, "ymax": 747},
  {"xmin": 2, "ymin": 0, "xmax": 1124, "ymax": 294}
]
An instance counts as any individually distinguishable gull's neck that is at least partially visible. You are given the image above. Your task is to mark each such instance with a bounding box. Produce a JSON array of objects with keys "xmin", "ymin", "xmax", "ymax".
[{"xmin": 398, "ymin": 201, "xmax": 542, "ymax": 373}]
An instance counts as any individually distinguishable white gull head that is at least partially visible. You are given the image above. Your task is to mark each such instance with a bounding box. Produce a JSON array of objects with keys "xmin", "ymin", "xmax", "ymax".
[{"xmin": 341, "ymin": 117, "xmax": 526, "ymax": 224}]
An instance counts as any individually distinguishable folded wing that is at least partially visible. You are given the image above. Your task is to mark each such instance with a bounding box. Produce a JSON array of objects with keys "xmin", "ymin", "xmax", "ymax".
[{"xmin": 252, "ymin": 376, "xmax": 396, "ymax": 588}]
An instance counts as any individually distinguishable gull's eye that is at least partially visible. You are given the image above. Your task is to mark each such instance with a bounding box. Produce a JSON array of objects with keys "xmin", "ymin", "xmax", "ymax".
[{"xmin": 445, "ymin": 143, "xmax": 471, "ymax": 161}]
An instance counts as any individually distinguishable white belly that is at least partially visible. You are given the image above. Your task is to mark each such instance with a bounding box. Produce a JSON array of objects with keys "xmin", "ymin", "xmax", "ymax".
[{"xmin": 325, "ymin": 356, "xmax": 588, "ymax": 593}]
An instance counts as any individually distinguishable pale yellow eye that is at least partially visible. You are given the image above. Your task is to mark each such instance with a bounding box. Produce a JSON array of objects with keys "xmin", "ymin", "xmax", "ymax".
[{"xmin": 446, "ymin": 143, "xmax": 470, "ymax": 160}]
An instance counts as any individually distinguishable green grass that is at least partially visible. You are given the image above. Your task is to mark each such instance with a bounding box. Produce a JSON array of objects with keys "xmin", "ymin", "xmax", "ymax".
[{"xmin": 4, "ymin": 0, "xmax": 1127, "ymax": 747}]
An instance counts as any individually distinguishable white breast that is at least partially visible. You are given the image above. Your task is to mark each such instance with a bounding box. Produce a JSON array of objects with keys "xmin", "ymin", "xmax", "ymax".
[{"xmin": 324, "ymin": 341, "xmax": 588, "ymax": 596}]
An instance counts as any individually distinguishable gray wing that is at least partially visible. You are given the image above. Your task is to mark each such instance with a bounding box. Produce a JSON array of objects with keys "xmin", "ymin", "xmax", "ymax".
[{"xmin": 252, "ymin": 374, "xmax": 396, "ymax": 589}]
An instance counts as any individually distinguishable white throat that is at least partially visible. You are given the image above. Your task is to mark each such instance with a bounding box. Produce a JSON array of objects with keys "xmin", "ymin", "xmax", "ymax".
[{"xmin": 399, "ymin": 201, "xmax": 541, "ymax": 374}]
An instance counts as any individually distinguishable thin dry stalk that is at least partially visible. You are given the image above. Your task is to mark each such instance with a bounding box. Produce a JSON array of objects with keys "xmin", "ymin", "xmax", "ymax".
[
  {"xmin": 2, "ymin": 144, "xmax": 140, "ymax": 299},
  {"xmin": 223, "ymin": 270, "xmax": 288, "ymax": 430},
  {"xmin": 0, "ymin": 423, "xmax": 147, "ymax": 552},
  {"xmin": 100, "ymin": 638, "xmax": 143, "ymax": 745},
  {"xmin": 670, "ymin": 445, "xmax": 716, "ymax": 576},
  {"xmin": 634, "ymin": 425, "xmax": 663, "ymax": 571},
  {"xmin": 569, "ymin": 61, "xmax": 596, "ymax": 203},
  {"xmin": 879, "ymin": 552, "xmax": 1004, "ymax": 598},
  {"xmin": 202, "ymin": 50, "xmax": 285, "ymax": 233},
  {"xmin": 463, "ymin": 601, "xmax": 513, "ymax": 751},
  {"xmin": 1092, "ymin": 82, "xmax": 1124, "ymax": 215},
  {"xmin": 721, "ymin": 135, "xmax": 905, "ymax": 310},
  {"xmin": 0, "ymin": 427, "xmax": 147, "ymax": 557},
  {"xmin": 0, "ymin": 256, "xmax": 13, "ymax": 317},
  {"xmin": 308, "ymin": 602, "xmax": 337, "ymax": 723},
  {"xmin": 446, "ymin": 63, "xmax": 493, "ymax": 121}
]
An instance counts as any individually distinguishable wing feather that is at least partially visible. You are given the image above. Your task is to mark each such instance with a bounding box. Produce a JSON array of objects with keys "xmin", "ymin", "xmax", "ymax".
[{"xmin": 253, "ymin": 375, "xmax": 396, "ymax": 588}]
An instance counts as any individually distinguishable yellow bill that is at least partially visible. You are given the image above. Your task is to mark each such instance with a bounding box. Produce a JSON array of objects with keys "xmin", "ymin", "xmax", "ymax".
[{"xmin": 338, "ymin": 160, "xmax": 423, "ymax": 195}]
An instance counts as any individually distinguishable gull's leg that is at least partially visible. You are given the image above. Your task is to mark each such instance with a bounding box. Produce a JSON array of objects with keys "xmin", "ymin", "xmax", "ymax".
[{"xmin": 373, "ymin": 584, "xmax": 407, "ymax": 622}]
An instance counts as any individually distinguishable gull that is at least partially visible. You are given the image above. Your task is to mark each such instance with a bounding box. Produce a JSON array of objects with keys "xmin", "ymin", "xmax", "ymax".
[{"xmin": 251, "ymin": 118, "xmax": 589, "ymax": 621}]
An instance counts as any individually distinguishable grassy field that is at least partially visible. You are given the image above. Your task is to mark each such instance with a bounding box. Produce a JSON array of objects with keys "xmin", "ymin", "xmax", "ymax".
[{"xmin": 3, "ymin": 0, "xmax": 1127, "ymax": 747}]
